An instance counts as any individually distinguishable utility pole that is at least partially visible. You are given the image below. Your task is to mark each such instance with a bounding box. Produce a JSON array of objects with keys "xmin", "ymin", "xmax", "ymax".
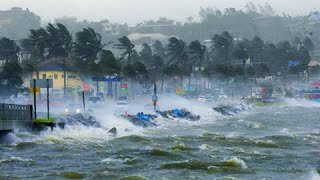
[
  {"xmin": 82, "ymin": 91, "xmax": 86, "ymax": 110},
  {"xmin": 152, "ymin": 82, "xmax": 158, "ymax": 110},
  {"xmin": 63, "ymin": 59, "xmax": 66, "ymax": 97},
  {"xmin": 46, "ymin": 79, "xmax": 50, "ymax": 120},
  {"xmin": 33, "ymin": 79, "xmax": 37, "ymax": 120}
]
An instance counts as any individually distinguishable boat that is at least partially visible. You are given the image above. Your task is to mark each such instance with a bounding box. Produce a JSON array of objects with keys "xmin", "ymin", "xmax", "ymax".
[
  {"xmin": 156, "ymin": 109, "xmax": 200, "ymax": 121},
  {"xmin": 120, "ymin": 114, "xmax": 158, "ymax": 128}
]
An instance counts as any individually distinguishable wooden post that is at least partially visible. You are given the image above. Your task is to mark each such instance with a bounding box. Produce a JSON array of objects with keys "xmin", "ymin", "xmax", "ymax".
[
  {"xmin": 47, "ymin": 79, "xmax": 50, "ymax": 120},
  {"xmin": 82, "ymin": 91, "xmax": 86, "ymax": 110},
  {"xmin": 33, "ymin": 79, "xmax": 37, "ymax": 120}
]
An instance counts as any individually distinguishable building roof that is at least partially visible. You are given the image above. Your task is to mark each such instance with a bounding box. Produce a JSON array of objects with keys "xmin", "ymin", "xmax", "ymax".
[
  {"xmin": 128, "ymin": 33, "xmax": 167, "ymax": 41},
  {"xmin": 38, "ymin": 64, "xmax": 64, "ymax": 71}
]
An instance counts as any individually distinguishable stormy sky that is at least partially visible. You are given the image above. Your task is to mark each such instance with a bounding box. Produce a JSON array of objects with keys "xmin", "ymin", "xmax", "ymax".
[{"xmin": 0, "ymin": 0, "xmax": 319, "ymax": 25}]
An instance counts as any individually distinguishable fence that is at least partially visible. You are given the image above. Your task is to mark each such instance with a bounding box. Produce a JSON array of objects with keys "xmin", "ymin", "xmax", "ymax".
[{"xmin": 0, "ymin": 103, "xmax": 33, "ymax": 131}]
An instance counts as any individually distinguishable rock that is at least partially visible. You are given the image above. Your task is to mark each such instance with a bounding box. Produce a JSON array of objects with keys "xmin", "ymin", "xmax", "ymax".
[
  {"xmin": 58, "ymin": 113, "xmax": 101, "ymax": 128},
  {"xmin": 213, "ymin": 103, "xmax": 251, "ymax": 116},
  {"xmin": 108, "ymin": 127, "xmax": 117, "ymax": 135}
]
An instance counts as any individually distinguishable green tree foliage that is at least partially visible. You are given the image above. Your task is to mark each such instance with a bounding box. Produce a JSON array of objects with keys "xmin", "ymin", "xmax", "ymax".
[
  {"xmin": 98, "ymin": 50, "xmax": 121, "ymax": 75},
  {"xmin": 188, "ymin": 40, "xmax": 206, "ymax": 66},
  {"xmin": 45, "ymin": 23, "xmax": 73, "ymax": 58},
  {"xmin": 232, "ymin": 40, "xmax": 249, "ymax": 66},
  {"xmin": 152, "ymin": 40, "xmax": 164, "ymax": 58},
  {"xmin": 139, "ymin": 43, "xmax": 153, "ymax": 67},
  {"xmin": 27, "ymin": 27, "xmax": 49, "ymax": 61},
  {"xmin": 114, "ymin": 36, "xmax": 135, "ymax": 64},
  {"xmin": 74, "ymin": 27, "xmax": 104, "ymax": 62},
  {"xmin": 213, "ymin": 64, "xmax": 243, "ymax": 81},
  {"xmin": 303, "ymin": 37, "xmax": 314, "ymax": 53},
  {"xmin": 0, "ymin": 37, "xmax": 20, "ymax": 63},
  {"xmin": 166, "ymin": 37, "xmax": 188, "ymax": 65},
  {"xmin": 211, "ymin": 32, "xmax": 233, "ymax": 64},
  {"xmin": 163, "ymin": 64, "xmax": 182, "ymax": 78},
  {"xmin": 122, "ymin": 64, "xmax": 136, "ymax": 78},
  {"xmin": 0, "ymin": 62, "xmax": 23, "ymax": 95}
]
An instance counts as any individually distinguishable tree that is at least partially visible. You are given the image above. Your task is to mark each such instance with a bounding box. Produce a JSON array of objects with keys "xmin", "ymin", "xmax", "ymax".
[
  {"xmin": 74, "ymin": 27, "xmax": 104, "ymax": 62},
  {"xmin": 98, "ymin": 50, "xmax": 121, "ymax": 75},
  {"xmin": 152, "ymin": 40, "xmax": 164, "ymax": 58},
  {"xmin": 232, "ymin": 41, "xmax": 249, "ymax": 66},
  {"xmin": 139, "ymin": 43, "xmax": 153, "ymax": 67},
  {"xmin": 188, "ymin": 40, "xmax": 206, "ymax": 91},
  {"xmin": 188, "ymin": 40, "xmax": 206, "ymax": 66},
  {"xmin": 211, "ymin": 32, "xmax": 233, "ymax": 64},
  {"xmin": 46, "ymin": 23, "xmax": 73, "ymax": 58},
  {"xmin": 166, "ymin": 37, "xmax": 189, "ymax": 85},
  {"xmin": 114, "ymin": 36, "xmax": 135, "ymax": 64},
  {"xmin": 166, "ymin": 37, "xmax": 188, "ymax": 65},
  {"xmin": 0, "ymin": 62, "xmax": 23, "ymax": 95},
  {"xmin": 254, "ymin": 63, "xmax": 271, "ymax": 78},
  {"xmin": 303, "ymin": 37, "xmax": 314, "ymax": 54},
  {"xmin": 28, "ymin": 28, "xmax": 50, "ymax": 61},
  {"xmin": 249, "ymin": 36, "xmax": 265, "ymax": 63},
  {"xmin": 0, "ymin": 37, "xmax": 20, "ymax": 63}
]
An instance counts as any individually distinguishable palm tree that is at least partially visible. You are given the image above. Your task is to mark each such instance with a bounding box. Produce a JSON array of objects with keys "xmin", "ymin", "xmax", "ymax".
[
  {"xmin": 188, "ymin": 40, "xmax": 206, "ymax": 92},
  {"xmin": 152, "ymin": 40, "xmax": 164, "ymax": 58},
  {"xmin": 0, "ymin": 37, "xmax": 20, "ymax": 63},
  {"xmin": 114, "ymin": 36, "xmax": 135, "ymax": 64},
  {"xmin": 74, "ymin": 27, "xmax": 104, "ymax": 63},
  {"xmin": 166, "ymin": 37, "xmax": 188, "ymax": 86},
  {"xmin": 29, "ymin": 28, "xmax": 49, "ymax": 61}
]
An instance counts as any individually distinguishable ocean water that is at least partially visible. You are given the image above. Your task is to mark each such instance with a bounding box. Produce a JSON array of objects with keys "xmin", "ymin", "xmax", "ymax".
[{"xmin": 1, "ymin": 99, "xmax": 320, "ymax": 179}]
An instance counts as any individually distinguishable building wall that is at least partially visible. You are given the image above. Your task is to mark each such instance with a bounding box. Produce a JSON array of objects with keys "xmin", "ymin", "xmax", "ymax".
[{"xmin": 32, "ymin": 71, "xmax": 83, "ymax": 90}]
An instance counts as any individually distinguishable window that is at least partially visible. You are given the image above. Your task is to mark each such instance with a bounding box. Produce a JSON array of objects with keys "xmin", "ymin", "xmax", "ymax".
[
  {"xmin": 42, "ymin": 74, "xmax": 46, "ymax": 79},
  {"xmin": 54, "ymin": 74, "xmax": 58, "ymax": 79},
  {"xmin": 49, "ymin": 75, "xmax": 52, "ymax": 78},
  {"xmin": 61, "ymin": 75, "xmax": 64, "ymax": 78}
]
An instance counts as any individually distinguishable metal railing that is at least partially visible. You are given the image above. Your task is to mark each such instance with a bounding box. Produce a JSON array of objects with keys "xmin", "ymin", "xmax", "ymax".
[{"xmin": 0, "ymin": 103, "xmax": 33, "ymax": 131}]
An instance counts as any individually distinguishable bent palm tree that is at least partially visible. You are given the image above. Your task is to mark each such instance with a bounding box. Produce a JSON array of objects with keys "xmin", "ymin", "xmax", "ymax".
[{"xmin": 114, "ymin": 36, "xmax": 135, "ymax": 65}]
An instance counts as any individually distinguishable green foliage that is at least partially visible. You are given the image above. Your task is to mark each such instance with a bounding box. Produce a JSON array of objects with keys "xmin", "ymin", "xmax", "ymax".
[
  {"xmin": 166, "ymin": 37, "xmax": 188, "ymax": 65},
  {"xmin": 232, "ymin": 41, "xmax": 249, "ymax": 64},
  {"xmin": 98, "ymin": 50, "xmax": 121, "ymax": 75},
  {"xmin": 0, "ymin": 62, "xmax": 23, "ymax": 95},
  {"xmin": 213, "ymin": 64, "xmax": 243, "ymax": 79},
  {"xmin": 114, "ymin": 36, "xmax": 135, "ymax": 64},
  {"xmin": 33, "ymin": 118, "xmax": 56, "ymax": 123},
  {"xmin": 122, "ymin": 64, "xmax": 136, "ymax": 78},
  {"xmin": 133, "ymin": 62, "xmax": 147, "ymax": 74},
  {"xmin": 152, "ymin": 40, "xmax": 164, "ymax": 58},
  {"xmin": 188, "ymin": 40, "xmax": 206, "ymax": 66},
  {"xmin": 74, "ymin": 27, "xmax": 104, "ymax": 62},
  {"xmin": 0, "ymin": 37, "xmax": 20, "ymax": 62},
  {"xmin": 163, "ymin": 65, "xmax": 182, "ymax": 77}
]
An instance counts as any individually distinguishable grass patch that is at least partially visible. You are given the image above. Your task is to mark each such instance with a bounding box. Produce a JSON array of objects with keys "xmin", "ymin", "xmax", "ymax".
[{"xmin": 33, "ymin": 118, "xmax": 56, "ymax": 123}]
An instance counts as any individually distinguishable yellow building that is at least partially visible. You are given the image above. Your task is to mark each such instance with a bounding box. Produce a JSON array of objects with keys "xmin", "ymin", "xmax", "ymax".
[{"xmin": 32, "ymin": 64, "xmax": 83, "ymax": 90}]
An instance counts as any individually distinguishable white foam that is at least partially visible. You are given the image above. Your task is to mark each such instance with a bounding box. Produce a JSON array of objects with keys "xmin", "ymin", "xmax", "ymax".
[
  {"xmin": 283, "ymin": 98, "xmax": 320, "ymax": 108},
  {"xmin": 307, "ymin": 170, "xmax": 320, "ymax": 180}
]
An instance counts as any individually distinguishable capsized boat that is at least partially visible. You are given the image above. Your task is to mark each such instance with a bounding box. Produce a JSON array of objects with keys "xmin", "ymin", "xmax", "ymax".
[
  {"xmin": 156, "ymin": 109, "xmax": 200, "ymax": 121},
  {"xmin": 120, "ymin": 113, "xmax": 158, "ymax": 128}
]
